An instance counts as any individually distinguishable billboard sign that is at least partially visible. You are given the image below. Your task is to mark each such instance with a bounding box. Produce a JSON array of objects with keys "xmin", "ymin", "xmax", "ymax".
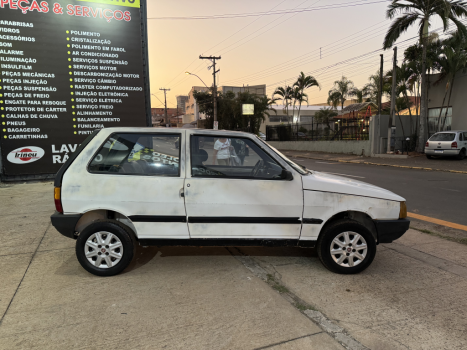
[
  {"xmin": 242, "ymin": 104, "xmax": 254, "ymax": 115},
  {"xmin": 0, "ymin": 0, "xmax": 149, "ymax": 177}
]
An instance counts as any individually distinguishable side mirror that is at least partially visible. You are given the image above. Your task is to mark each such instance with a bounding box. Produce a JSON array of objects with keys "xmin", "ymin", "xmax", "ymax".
[{"xmin": 281, "ymin": 169, "xmax": 293, "ymax": 181}]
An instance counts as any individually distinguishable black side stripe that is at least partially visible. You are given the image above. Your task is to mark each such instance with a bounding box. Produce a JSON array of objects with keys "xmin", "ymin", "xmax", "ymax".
[
  {"xmin": 302, "ymin": 218, "xmax": 323, "ymax": 224},
  {"xmin": 188, "ymin": 217, "xmax": 301, "ymax": 224},
  {"xmin": 129, "ymin": 216, "xmax": 187, "ymax": 223},
  {"xmin": 129, "ymin": 216, "xmax": 323, "ymax": 225}
]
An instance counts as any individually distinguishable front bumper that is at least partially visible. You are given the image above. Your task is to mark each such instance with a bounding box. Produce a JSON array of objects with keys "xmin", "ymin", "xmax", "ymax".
[
  {"xmin": 373, "ymin": 218, "xmax": 410, "ymax": 243},
  {"xmin": 50, "ymin": 211, "xmax": 82, "ymax": 239},
  {"xmin": 425, "ymin": 149, "xmax": 460, "ymax": 156}
]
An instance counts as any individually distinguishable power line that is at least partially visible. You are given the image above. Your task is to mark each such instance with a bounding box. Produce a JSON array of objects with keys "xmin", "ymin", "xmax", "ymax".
[{"xmin": 148, "ymin": 0, "xmax": 388, "ymax": 20}]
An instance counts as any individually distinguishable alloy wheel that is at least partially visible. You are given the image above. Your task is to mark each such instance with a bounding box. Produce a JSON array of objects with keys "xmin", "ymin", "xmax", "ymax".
[
  {"xmin": 84, "ymin": 231, "xmax": 124, "ymax": 269},
  {"xmin": 330, "ymin": 231, "xmax": 368, "ymax": 267}
]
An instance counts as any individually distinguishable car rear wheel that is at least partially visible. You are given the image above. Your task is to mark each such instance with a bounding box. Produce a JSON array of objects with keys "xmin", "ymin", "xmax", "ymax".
[
  {"xmin": 317, "ymin": 219, "xmax": 376, "ymax": 274},
  {"xmin": 76, "ymin": 220, "xmax": 135, "ymax": 277},
  {"xmin": 457, "ymin": 149, "xmax": 466, "ymax": 160}
]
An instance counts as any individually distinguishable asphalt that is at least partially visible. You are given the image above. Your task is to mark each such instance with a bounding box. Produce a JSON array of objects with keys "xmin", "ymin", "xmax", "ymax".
[{"xmin": 290, "ymin": 157, "xmax": 467, "ymax": 226}]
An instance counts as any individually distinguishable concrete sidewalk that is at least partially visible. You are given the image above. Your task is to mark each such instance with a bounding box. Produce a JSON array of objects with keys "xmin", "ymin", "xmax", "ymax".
[
  {"xmin": 0, "ymin": 182, "xmax": 344, "ymax": 350},
  {"xmin": 279, "ymin": 150, "xmax": 467, "ymax": 174}
]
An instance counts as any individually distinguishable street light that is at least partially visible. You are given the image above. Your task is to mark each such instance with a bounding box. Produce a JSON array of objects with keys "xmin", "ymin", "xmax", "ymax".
[{"xmin": 185, "ymin": 71, "xmax": 209, "ymax": 89}]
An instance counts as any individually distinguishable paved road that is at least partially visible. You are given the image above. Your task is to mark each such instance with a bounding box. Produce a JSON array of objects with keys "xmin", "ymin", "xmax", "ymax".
[{"xmin": 290, "ymin": 157, "xmax": 467, "ymax": 226}]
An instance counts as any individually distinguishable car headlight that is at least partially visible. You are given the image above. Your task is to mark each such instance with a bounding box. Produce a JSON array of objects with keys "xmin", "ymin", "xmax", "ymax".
[{"xmin": 399, "ymin": 201, "xmax": 407, "ymax": 219}]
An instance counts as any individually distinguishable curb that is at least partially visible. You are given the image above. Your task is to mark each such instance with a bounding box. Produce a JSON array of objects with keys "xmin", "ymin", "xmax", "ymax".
[{"xmin": 283, "ymin": 153, "xmax": 467, "ymax": 174}]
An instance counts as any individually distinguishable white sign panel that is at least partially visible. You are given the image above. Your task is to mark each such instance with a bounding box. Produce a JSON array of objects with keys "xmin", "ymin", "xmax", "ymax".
[{"xmin": 242, "ymin": 104, "xmax": 254, "ymax": 115}]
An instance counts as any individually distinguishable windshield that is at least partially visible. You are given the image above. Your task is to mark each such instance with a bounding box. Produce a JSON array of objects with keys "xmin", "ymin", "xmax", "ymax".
[
  {"xmin": 255, "ymin": 136, "xmax": 309, "ymax": 175},
  {"xmin": 430, "ymin": 133, "xmax": 456, "ymax": 141}
]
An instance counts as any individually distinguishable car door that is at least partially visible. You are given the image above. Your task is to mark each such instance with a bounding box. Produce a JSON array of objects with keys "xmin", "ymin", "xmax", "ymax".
[
  {"xmin": 66, "ymin": 130, "xmax": 190, "ymax": 240},
  {"xmin": 184, "ymin": 133, "xmax": 303, "ymax": 239}
]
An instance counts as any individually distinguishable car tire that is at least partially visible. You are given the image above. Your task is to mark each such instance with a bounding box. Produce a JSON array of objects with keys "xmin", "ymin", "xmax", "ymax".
[
  {"xmin": 457, "ymin": 149, "xmax": 466, "ymax": 160},
  {"xmin": 426, "ymin": 154, "xmax": 434, "ymax": 159},
  {"xmin": 76, "ymin": 220, "xmax": 135, "ymax": 277},
  {"xmin": 317, "ymin": 219, "xmax": 376, "ymax": 274}
]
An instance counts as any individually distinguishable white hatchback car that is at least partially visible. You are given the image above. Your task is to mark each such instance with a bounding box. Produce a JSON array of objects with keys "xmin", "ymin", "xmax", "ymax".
[{"xmin": 51, "ymin": 128, "xmax": 409, "ymax": 276}]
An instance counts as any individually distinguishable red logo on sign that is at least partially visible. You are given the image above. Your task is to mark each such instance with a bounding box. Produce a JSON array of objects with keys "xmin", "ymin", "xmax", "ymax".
[{"xmin": 17, "ymin": 148, "xmax": 35, "ymax": 162}]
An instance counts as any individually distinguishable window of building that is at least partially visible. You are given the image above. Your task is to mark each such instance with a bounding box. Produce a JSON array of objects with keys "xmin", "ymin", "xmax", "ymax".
[
  {"xmin": 89, "ymin": 133, "xmax": 180, "ymax": 176},
  {"xmin": 190, "ymin": 136, "xmax": 283, "ymax": 179},
  {"xmin": 428, "ymin": 107, "xmax": 452, "ymax": 134},
  {"xmin": 269, "ymin": 116, "xmax": 290, "ymax": 123}
]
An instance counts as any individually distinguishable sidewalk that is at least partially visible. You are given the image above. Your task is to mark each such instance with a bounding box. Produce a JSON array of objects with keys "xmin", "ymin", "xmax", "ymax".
[{"xmin": 279, "ymin": 150, "xmax": 467, "ymax": 174}]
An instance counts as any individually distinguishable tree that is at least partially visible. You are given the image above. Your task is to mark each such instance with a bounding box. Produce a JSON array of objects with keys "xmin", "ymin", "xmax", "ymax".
[
  {"xmin": 315, "ymin": 107, "xmax": 338, "ymax": 129},
  {"xmin": 383, "ymin": 0, "xmax": 467, "ymax": 151},
  {"xmin": 327, "ymin": 76, "xmax": 354, "ymax": 110},
  {"xmin": 193, "ymin": 89, "xmax": 277, "ymax": 135},
  {"xmin": 293, "ymin": 71, "xmax": 320, "ymax": 123},
  {"xmin": 349, "ymin": 87, "xmax": 370, "ymax": 103},
  {"xmin": 272, "ymin": 86, "xmax": 293, "ymax": 124},
  {"xmin": 291, "ymin": 86, "xmax": 309, "ymax": 124}
]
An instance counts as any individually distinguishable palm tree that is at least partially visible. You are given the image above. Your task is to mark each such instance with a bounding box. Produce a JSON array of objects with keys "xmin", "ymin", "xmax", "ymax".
[
  {"xmin": 291, "ymin": 87, "xmax": 308, "ymax": 124},
  {"xmin": 327, "ymin": 76, "xmax": 354, "ymax": 110},
  {"xmin": 315, "ymin": 107, "xmax": 338, "ymax": 129},
  {"xmin": 327, "ymin": 91, "xmax": 341, "ymax": 109},
  {"xmin": 293, "ymin": 72, "xmax": 320, "ymax": 123},
  {"xmin": 349, "ymin": 87, "xmax": 370, "ymax": 103},
  {"xmin": 273, "ymin": 86, "xmax": 293, "ymax": 124},
  {"xmin": 383, "ymin": 0, "xmax": 467, "ymax": 151}
]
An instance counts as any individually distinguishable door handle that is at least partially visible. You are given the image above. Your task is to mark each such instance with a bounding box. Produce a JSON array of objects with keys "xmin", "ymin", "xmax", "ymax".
[{"xmin": 179, "ymin": 188, "xmax": 184, "ymax": 198}]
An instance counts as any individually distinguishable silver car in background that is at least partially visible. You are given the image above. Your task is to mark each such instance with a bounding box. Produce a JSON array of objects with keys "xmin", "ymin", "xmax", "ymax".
[{"xmin": 425, "ymin": 131, "xmax": 467, "ymax": 160}]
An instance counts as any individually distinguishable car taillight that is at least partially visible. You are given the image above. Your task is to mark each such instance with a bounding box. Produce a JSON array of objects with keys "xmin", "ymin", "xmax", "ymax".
[
  {"xmin": 54, "ymin": 187, "xmax": 63, "ymax": 213},
  {"xmin": 425, "ymin": 142, "xmax": 429, "ymax": 147},
  {"xmin": 451, "ymin": 142, "xmax": 458, "ymax": 149}
]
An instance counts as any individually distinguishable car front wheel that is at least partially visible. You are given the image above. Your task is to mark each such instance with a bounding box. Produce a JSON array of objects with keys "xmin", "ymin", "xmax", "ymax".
[
  {"xmin": 76, "ymin": 220, "xmax": 135, "ymax": 277},
  {"xmin": 317, "ymin": 219, "xmax": 376, "ymax": 274}
]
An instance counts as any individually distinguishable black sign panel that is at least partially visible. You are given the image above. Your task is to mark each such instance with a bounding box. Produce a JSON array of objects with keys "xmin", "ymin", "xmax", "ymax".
[{"xmin": 0, "ymin": 0, "xmax": 149, "ymax": 176}]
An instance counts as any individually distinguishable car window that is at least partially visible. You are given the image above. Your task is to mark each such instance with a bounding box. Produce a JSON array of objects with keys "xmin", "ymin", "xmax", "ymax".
[
  {"xmin": 89, "ymin": 133, "xmax": 180, "ymax": 176},
  {"xmin": 190, "ymin": 135, "xmax": 283, "ymax": 179},
  {"xmin": 464, "ymin": 132, "xmax": 467, "ymax": 140},
  {"xmin": 429, "ymin": 133, "xmax": 456, "ymax": 141},
  {"xmin": 460, "ymin": 133, "xmax": 464, "ymax": 141}
]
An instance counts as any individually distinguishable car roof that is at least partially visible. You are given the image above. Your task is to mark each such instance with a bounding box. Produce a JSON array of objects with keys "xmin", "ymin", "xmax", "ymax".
[
  {"xmin": 435, "ymin": 130, "xmax": 466, "ymax": 133},
  {"xmin": 101, "ymin": 127, "xmax": 256, "ymax": 138}
]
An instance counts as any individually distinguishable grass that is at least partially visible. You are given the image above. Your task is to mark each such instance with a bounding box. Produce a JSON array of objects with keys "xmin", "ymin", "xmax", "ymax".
[
  {"xmin": 412, "ymin": 227, "xmax": 467, "ymax": 246},
  {"xmin": 266, "ymin": 274, "xmax": 317, "ymax": 312}
]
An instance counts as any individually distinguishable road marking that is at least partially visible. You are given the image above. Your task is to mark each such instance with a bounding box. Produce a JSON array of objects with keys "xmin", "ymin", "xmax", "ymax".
[
  {"xmin": 440, "ymin": 188, "xmax": 460, "ymax": 192},
  {"xmin": 323, "ymin": 172, "xmax": 365, "ymax": 179},
  {"xmin": 408, "ymin": 212, "xmax": 467, "ymax": 232},
  {"xmin": 315, "ymin": 161, "xmax": 337, "ymax": 164}
]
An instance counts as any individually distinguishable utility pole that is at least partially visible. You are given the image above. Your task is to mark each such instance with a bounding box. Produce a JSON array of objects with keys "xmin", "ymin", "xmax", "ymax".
[
  {"xmin": 159, "ymin": 88, "xmax": 170, "ymax": 126},
  {"xmin": 387, "ymin": 47, "xmax": 397, "ymax": 153},
  {"xmin": 378, "ymin": 54, "xmax": 383, "ymax": 116},
  {"xmin": 199, "ymin": 55, "xmax": 221, "ymax": 128}
]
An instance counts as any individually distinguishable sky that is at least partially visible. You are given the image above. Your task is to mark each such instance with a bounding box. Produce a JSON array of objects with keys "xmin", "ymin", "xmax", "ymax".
[{"xmin": 145, "ymin": 0, "xmax": 445, "ymax": 109}]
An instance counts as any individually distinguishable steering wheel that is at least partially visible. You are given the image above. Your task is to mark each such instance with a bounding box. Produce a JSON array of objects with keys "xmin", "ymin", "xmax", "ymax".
[{"xmin": 251, "ymin": 160, "xmax": 264, "ymax": 177}]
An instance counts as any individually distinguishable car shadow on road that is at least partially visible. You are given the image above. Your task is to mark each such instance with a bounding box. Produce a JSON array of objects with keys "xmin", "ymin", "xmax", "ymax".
[{"xmin": 123, "ymin": 245, "xmax": 317, "ymax": 274}]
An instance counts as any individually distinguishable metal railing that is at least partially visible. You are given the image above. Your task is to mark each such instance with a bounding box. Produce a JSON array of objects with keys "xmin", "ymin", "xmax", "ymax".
[{"xmin": 266, "ymin": 122, "xmax": 369, "ymax": 142}]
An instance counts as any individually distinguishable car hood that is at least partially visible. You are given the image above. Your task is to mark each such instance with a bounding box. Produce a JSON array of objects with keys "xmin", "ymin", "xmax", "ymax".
[{"xmin": 302, "ymin": 171, "xmax": 405, "ymax": 202}]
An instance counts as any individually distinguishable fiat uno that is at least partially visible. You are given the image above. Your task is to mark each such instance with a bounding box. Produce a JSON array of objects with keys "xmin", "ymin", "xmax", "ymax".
[{"xmin": 51, "ymin": 128, "xmax": 409, "ymax": 276}]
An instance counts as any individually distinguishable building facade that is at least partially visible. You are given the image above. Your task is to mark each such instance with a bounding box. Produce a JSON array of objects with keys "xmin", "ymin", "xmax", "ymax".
[
  {"xmin": 176, "ymin": 95, "xmax": 189, "ymax": 113},
  {"xmin": 151, "ymin": 108, "xmax": 183, "ymax": 126},
  {"xmin": 428, "ymin": 73, "xmax": 467, "ymax": 133},
  {"xmin": 184, "ymin": 84, "xmax": 267, "ymax": 124}
]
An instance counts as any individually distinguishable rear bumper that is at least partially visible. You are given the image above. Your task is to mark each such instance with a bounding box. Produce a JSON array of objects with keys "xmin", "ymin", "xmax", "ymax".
[
  {"xmin": 425, "ymin": 149, "xmax": 459, "ymax": 156},
  {"xmin": 373, "ymin": 218, "xmax": 410, "ymax": 244},
  {"xmin": 50, "ymin": 211, "xmax": 82, "ymax": 239}
]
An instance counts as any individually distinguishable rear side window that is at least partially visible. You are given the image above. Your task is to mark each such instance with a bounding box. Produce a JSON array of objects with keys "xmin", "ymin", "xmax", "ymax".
[
  {"xmin": 88, "ymin": 133, "xmax": 181, "ymax": 176},
  {"xmin": 429, "ymin": 133, "xmax": 456, "ymax": 141}
]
